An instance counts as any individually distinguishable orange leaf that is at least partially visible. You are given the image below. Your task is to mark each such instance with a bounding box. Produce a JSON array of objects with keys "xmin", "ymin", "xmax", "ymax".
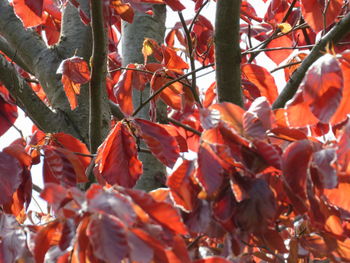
[
  {"xmin": 12, "ymin": 0, "xmax": 43, "ymax": 27},
  {"xmin": 110, "ymin": 0, "xmax": 134, "ymax": 23},
  {"xmin": 242, "ymin": 64, "xmax": 278, "ymax": 104},
  {"xmin": 96, "ymin": 122, "xmax": 142, "ymax": 187}
]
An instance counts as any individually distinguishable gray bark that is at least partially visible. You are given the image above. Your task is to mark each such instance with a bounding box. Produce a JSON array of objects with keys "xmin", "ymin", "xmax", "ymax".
[
  {"xmin": 0, "ymin": 0, "xmax": 111, "ymax": 146},
  {"xmin": 121, "ymin": 5, "xmax": 167, "ymax": 191}
]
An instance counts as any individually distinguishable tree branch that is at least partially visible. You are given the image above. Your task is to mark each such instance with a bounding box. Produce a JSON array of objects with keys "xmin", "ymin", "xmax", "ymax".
[
  {"xmin": 214, "ymin": 0, "xmax": 243, "ymax": 107},
  {"xmin": 89, "ymin": 0, "xmax": 110, "ymax": 153},
  {"xmin": 109, "ymin": 100, "xmax": 126, "ymax": 120},
  {"xmin": 0, "ymin": 1, "xmax": 49, "ymax": 71},
  {"xmin": 272, "ymin": 11, "xmax": 350, "ymax": 109},
  {"xmin": 56, "ymin": 0, "xmax": 92, "ymax": 61},
  {"xmin": 0, "ymin": 54, "xmax": 81, "ymax": 137},
  {"xmin": 0, "ymin": 36, "xmax": 32, "ymax": 74},
  {"xmin": 178, "ymin": 11, "xmax": 201, "ymax": 106}
]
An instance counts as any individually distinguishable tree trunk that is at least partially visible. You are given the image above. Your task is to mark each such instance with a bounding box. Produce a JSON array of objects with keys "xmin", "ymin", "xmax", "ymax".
[{"xmin": 121, "ymin": 5, "xmax": 167, "ymax": 191}]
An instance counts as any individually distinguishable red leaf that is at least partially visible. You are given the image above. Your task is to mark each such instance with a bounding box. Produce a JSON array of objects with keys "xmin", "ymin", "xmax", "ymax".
[
  {"xmin": 312, "ymin": 148, "xmax": 337, "ymax": 189},
  {"xmin": 86, "ymin": 185, "xmax": 136, "ymax": 226},
  {"xmin": 0, "ymin": 96, "xmax": 18, "ymax": 137},
  {"xmin": 253, "ymin": 140, "xmax": 282, "ymax": 169},
  {"xmin": 331, "ymin": 52, "xmax": 350, "ymax": 125},
  {"xmin": 133, "ymin": 118, "xmax": 180, "ymax": 168},
  {"xmin": 301, "ymin": 0, "xmax": 343, "ymax": 33},
  {"xmin": 209, "ymin": 102, "xmax": 245, "ymax": 134},
  {"xmin": 264, "ymin": 0, "xmax": 289, "ymax": 25},
  {"xmin": 24, "ymin": 0, "xmax": 43, "ymax": 17},
  {"xmin": 162, "ymin": 46, "xmax": 189, "ymax": 74},
  {"xmin": 167, "ymin": 159, "xmax": 197, "ymax": 212},
  {"xmin": 193, "ymin": 257, "xmax": 232, "ymax": 263},
  {"xmin": 3, "ymin": 138, "xmax": 32, "ymax": 167},
  {"xmin": 302, "ymin": 54, "xmax": 343, "ymax": 123},
  {"xmin": 203, "ymin": 82, "xmax": 216, "ymax": 108},
  {"xmin": 95, "ymin": 122, "xmax": 142, "ymax": 187},
  {"xmin": 34, "ymin": 221, "xmax": 62, "ymax": 263},
  {"xmin": 50, "ymin": 133, "xmax": 91, "ymax": 170},
  {"xmin": 164, "ymin": 0, "xmax": 185, "ymax": 11},
  {"xmin": 0, "ymin": 152, "xmax": 23, "ymax": 205},
  {"xmin": 242, "ymin": 64, "xmax": 278, "ymax": 104},
  {"xmin": 158, "ymin": 124, "xmax": 188, "ymax": 152},
  {"xmin": 57, "ymin": 56, "xmax": 90, "ymax": 110},
  {"xmin": 150, "ymin": 73, "xmax": 184, "ymax": 110},
  {"xmin": 324, "ymin": 182, "xmax": 350, "ymax": 216},
  {"xmin": 233, "ymin": 178, "xmax": 276, "ymax": 233},
  {"xmin": 43, "ymin": 145, "xmax": 79, "ymax": 187},
  {"xmin": 114, "ymin": 64, "xmax": 135, "ymax": 115},
  {"xmin": 127, "ymin": 231, "xmax": 153, "ymax": 263},
  {"xmin": 121, "ymin": 188, "xmax": 189, "ymax": 235},
  {"xmin": 243, "ymin": 97, "xmax": 274, "ymax": 139},
  {"xmin": 12, "ymin": 0, "xmax": 43, "ymax": 27},
  {"xmin": 282, "ymin": 140, "xmax": 314, "ymax": 213},
  {"xmin": 266, "ymin": 35, "xmax": 293, "ymax": 65},
  {"xmin": 87, "ymin": 214, "xmax": 128, "ymax": 263},
  {"xmin": 40, "ymin": 183, "xmax": 68, "ymax": 207},
  {"xmin": 110, "ymin": 0, "xmax": 134, "ymax": 23},
  {"xmin": 196, "ymin": 142, "xmax": 224, "ymax": 196},
  {"xmin": 286, "ymin": 90, "xmax": 319, "ymax": 127}
]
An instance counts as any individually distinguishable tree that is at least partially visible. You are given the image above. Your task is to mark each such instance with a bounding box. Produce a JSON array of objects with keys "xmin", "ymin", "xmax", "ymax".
[{"xmin": 1, "ymin": 0, "xmax": 350, "ymax": 261}]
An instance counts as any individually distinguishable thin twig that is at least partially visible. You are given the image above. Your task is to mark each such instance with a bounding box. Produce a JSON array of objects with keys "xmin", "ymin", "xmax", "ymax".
[
  {"xmin": 132, "ymin": 64, "xmax": 213, "ymax": 117},
  {"xmin": 167, "ymin": 117, "xmax": 202, "ymax": 135},
  {"xmin": 188, "ymin": 0, "xmax": 210, "ymax": 33},
  {"xmin": 272, "ymin": 11, "xmax": 350, "ymax": 109},
  {"xmin": 178, "ymin": 11, "xmax": 202, "ymax": 106},
  {"xmin": 270, "ymin": 60, "xmax": 302, "ymax": 73},
  {"xmin": 247, "ymin": 0, "xmax": 298, "ymax": 63}
]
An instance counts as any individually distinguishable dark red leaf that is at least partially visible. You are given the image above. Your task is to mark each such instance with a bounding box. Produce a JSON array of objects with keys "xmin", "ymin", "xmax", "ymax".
[
  {"xmin": 196, "ymin": 142, "xmax": 224, "ymax": 196},
  {"xmin": 233, "ymin": 178, "xmax": 276, "ymax": 233},
  {"xmin": 43, "ymin": 145, "xmax": 79, "ymax": 187},
  {"xmin": 127, "ymin": 231, "xmax": 153, "ymax": 263},
  {"xmin": 121, "ymin": 188, "xmax": 189, "ymax": 235},
  {"xmin": 164, "ymin": 0, "xmax": 185, "ymax": 11},
  {"xmin": 24, "ymin": 0, "xmax": 43, "ymax": 17},
  {"xmin": 0, "ymin": 214, "xmax": 28, "ymax": 263},
  {"xmin": 312, "ymin": 148, "xmax": 337, "ymax": 189},
  {"xmin": 87, "ymin": 213, "xmax": 128, "ymax": 263},
  {"xmin": 282, "ymin": 140, "xmax": 314, "ymax": 213},
  {"xmin": 0, "ymin": 152, "xmax": 23, "ymax": 205},
  {"xmin": 0, "ymin": 96, "xmax": 18, "ymax": 137},
  {"xmin": 86, "ymin": 185, "xmax": 136, "ymax": 226},
  {"xmin": 95, "ymin": 122, "xmax": 142, "ymax": 187},
  {"xmin": 302, "ymin": 54, "xmax": 343, "ymax": 123},
  {"xmin": 133, "ymin": 118, "xmax": 180, "ymax": 168},
  {"xmin": 193, "ymin": 257, "xmax": 232, "ymax": 263}
]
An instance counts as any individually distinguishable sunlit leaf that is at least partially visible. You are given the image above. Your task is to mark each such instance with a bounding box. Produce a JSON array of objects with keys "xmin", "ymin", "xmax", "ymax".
[
  {"xmin": 301, "ymin": 0, "xmax": 343, "ymax": 33},
  {"xmin": 133, "ymin": 118, "xmax": 180, "ymax": 168},
  {"xmin": 241, "ymin": 64, "xmax": 278, "ymax": 104},
  {"xmin": 57, "ymin": 56, "xmax": 90, "ymax": 110},
  {"xmin": 95, "ymin": 122, "xmax": 142, "ymax": 187}
]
